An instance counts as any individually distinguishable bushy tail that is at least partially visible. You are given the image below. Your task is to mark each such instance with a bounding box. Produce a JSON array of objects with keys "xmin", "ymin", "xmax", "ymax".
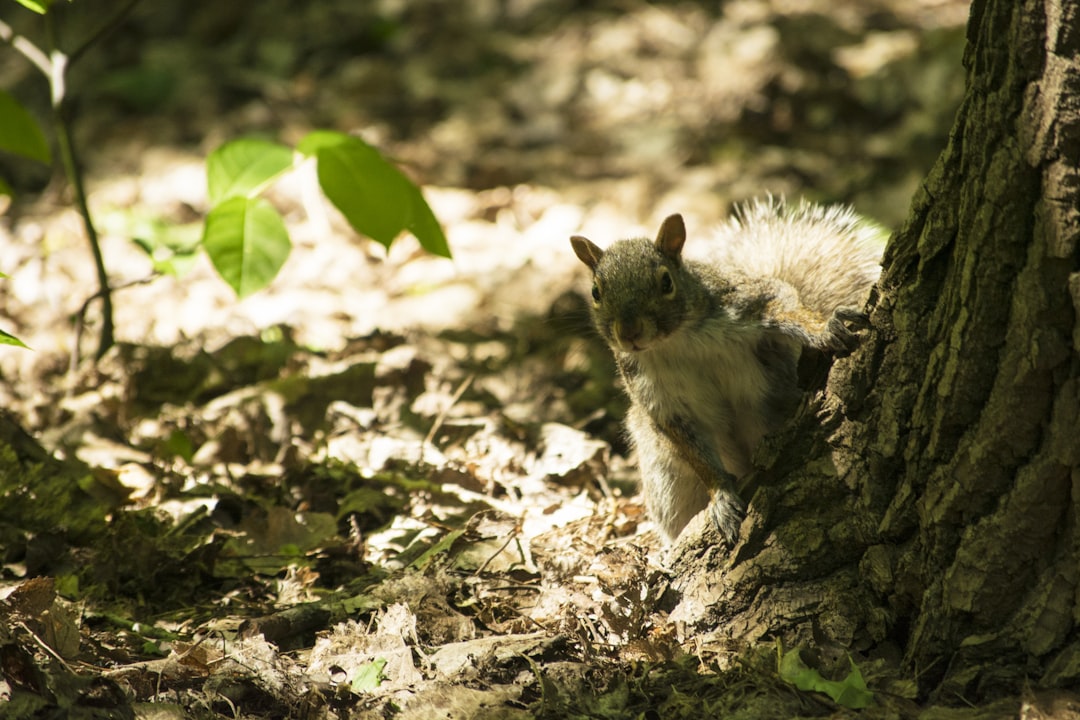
[{"xmin": 698, "ymin": 197, "xmax": 885, "ymax": 315}]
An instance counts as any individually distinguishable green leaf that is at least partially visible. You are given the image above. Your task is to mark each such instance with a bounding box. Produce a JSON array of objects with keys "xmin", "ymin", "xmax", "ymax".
[
  {"xmin": 13, "ymin": 0, "xmax": 52, "ymax": 13},
  {"xmin": 206, "ymin": 138, "xmax": 294, "ymax": 205},
  {"xmin": 141, "ymin": 640, "xmax": 166, "ymax": 656},
  {"xmin": 162, "ymin": 429, "xmax": 195, "ymax": 463},
  {"xmin": 779, "ymin": 649, "xmax": 873, "ymax": 710},
  {"xmin": 202, "ymin": 197, "xmax": 291, "ymax": 298},
  {"xmin": 0, "ymin": 268, "xmax": 28, "ymax": 348},
  {"xmin": 103, "ymin": 209, "xmax": 202, "ymax": 278},
  {"xmin": 55, "ymin": 574, "xmax": 79, "ymax": 598},
  {"xmin": 298, "ymin": 130, "xmax": 450, "ymax": 258},
  {"xmin": 0, "ymin": 328, "xmax": 29, "ymax": 349},
  {"xmin": 410, "ymin": 201, "xmax": 450, "ymax": 256},
  {"xmin": 409, "ymin": 528, "xmax": 466, "ymax": 572},
  {"xmin": 0, "ymin": 176, "xmax": 13, "ymax": 198},
  {"xmin": 132, "ymin": 235, "xmax": 200, "ymax": 277},
  {"xmin": 295, "ymin": 129, "xmax": 345, "ymax": 157},
  {"xmin": 0, "ymin": 90, "xmax": 51, "ymax": 164},
  {"xmin": 352, "ymin": 658, "xmax": 387, "ymax": 693},
  {"xmin": 300, "ymin": 131, "xmax": 407, "ymax": 245}
]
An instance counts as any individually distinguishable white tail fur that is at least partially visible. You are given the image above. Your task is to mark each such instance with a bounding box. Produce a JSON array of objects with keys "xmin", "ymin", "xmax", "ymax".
[{"xmin": 687, "ymin": 197, "xmax": 885, "ymax": 314}]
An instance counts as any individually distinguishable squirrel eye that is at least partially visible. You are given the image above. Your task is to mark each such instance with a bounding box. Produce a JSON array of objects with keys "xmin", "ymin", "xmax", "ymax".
[
  {"xmin": 591, "ymin": 283, "xmax": 601, "ymax": 302},
  {"xmin": 659, "ymin": 269, "xmax": 674, "ymax": 296}
]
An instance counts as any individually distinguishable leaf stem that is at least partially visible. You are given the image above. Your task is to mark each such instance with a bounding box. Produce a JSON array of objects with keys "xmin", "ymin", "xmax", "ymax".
[{"xmin": 43, "ymin": 11, "xmax": 113, "ymax": 358}]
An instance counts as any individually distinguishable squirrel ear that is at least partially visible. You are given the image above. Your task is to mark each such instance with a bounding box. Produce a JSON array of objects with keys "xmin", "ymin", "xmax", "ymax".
[
  {"xmin": 570, "ymin": 235, "xmax": 604, "ymax": 271},
  {"xmin": 655, "ymin": 214, "xmax": 686, "ymax": 259}
]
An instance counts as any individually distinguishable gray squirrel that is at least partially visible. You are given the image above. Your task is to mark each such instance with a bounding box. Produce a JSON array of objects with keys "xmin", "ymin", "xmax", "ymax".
[{"xmin": 570, "ymin": 198, "xmax": 883, "ymax": 545}]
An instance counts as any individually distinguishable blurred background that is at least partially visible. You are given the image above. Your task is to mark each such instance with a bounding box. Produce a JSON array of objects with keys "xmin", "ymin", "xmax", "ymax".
[{"xmin": 0, "ymin": 0, "xmax": 969, "ymax": 369}]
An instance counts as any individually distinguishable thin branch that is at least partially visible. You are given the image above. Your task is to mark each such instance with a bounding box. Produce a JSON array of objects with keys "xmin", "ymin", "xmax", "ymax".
[
  {"xmin": 423, "ymin": 373, "xmax": 476, "ymax": 448},
  {"xmin": 70, "ymin": 274, "xmax": 158, "ymax": 377},
  {"xmin": 43, "ymin": 11, "xmax": 114, "ymax": 359},
  {"xmin": 68, "ymin": 0, "xmax": 142, "ymax": 65},
  {"xmin": 4, "ymin": 1, "xmax": 143, "ymax": 364},
  {"xmin": 0, "ymin": 18, "xmax": 52, "ymax": 76},
  {"xmin": 16, "ymin": 621, "xmax": 77, "ymax": 674}
]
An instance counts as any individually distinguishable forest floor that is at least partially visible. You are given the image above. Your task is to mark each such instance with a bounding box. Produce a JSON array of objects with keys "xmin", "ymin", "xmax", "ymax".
[{"xmin": 0, "ymin": 1, "xmax": 982, "ymax": 718}]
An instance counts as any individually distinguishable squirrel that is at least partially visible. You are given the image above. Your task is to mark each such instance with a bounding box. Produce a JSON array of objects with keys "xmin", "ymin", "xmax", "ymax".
[{"xmin": 570, "ymin": 198, "xmax": 883, "ymax": 546}]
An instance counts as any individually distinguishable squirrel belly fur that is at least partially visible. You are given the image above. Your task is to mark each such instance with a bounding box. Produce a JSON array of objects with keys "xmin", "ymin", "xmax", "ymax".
[{"xmin": 570, "ymin": 198, "xmax": 883, "ymax": 545}]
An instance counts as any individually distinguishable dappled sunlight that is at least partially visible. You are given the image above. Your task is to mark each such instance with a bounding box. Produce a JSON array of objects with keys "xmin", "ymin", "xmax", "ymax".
[{"xmin": 0, "ymin": 0, "xmax": 976, "ymax": 716}]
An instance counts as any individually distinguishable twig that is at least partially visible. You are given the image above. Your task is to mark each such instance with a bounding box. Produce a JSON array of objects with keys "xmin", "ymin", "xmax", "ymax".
[
  {"xmin": 15, "ymin": 621, "xmax": 76, "ymax": 674},
  {"xmin": 68, "ymin": 0, "xmax": 142, "ymax": 65},
  {"xmin": 423, "ymin": 372, "xmax": 475, "ymax": 449},
  {"xmin": 473, "ymin": 520, "xmax": 522, "ymax": 576},
  {"xmin": 69, "ymin": 274, "xmax": 158, "ymax": 377}
]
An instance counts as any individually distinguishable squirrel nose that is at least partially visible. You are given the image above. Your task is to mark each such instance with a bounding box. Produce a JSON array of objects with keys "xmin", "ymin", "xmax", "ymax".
[{"xmin": 614, "ymin": 317, "xmax": 644, "ymax": 344}]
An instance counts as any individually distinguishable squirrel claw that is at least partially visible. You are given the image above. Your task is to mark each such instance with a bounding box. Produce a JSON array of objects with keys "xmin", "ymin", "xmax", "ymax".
[
  {"xmin": 822, "ymin": 306, "xmax": 870, "ymax": 355},
  {"xmin": 708, "ymin": 492, "xmax": 747, "ymax": 548},
  {"xmin": 834, "ymin": 306, "xmax": 870, "ymax": 328}
]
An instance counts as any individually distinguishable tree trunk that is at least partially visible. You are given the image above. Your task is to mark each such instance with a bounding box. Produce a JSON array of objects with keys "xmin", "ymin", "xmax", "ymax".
[{"xmin": 672, "ymin": 0, "xmax": 1080, "ymax": 704}]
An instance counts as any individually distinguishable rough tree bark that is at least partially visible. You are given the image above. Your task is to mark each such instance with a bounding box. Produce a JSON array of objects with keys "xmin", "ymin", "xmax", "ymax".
[{"xmin": 672, "ymin": 0, "xmax": 1080, "ymax": 706}]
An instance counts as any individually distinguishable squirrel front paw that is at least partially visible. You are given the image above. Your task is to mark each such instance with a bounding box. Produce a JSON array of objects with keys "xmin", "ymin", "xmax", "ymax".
[
  {"xmin": 821, "ymin": 306, "xmax": 870, "ymax": 355},
  {"xmin": 708, "ymin": 489, "xmax": 747, "ymax": 548}
]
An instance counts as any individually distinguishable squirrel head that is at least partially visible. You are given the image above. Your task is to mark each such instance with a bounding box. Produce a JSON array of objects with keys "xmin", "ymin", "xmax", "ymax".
[{"xmin": 570, "ymin": 214, "xmax": 696, "ymax": 353}]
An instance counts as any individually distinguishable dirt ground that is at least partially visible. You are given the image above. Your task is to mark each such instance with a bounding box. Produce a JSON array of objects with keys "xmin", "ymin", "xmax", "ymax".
[{"xmin": 0, "ymin": 1, "xmax": 975, "ymax": 717}]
